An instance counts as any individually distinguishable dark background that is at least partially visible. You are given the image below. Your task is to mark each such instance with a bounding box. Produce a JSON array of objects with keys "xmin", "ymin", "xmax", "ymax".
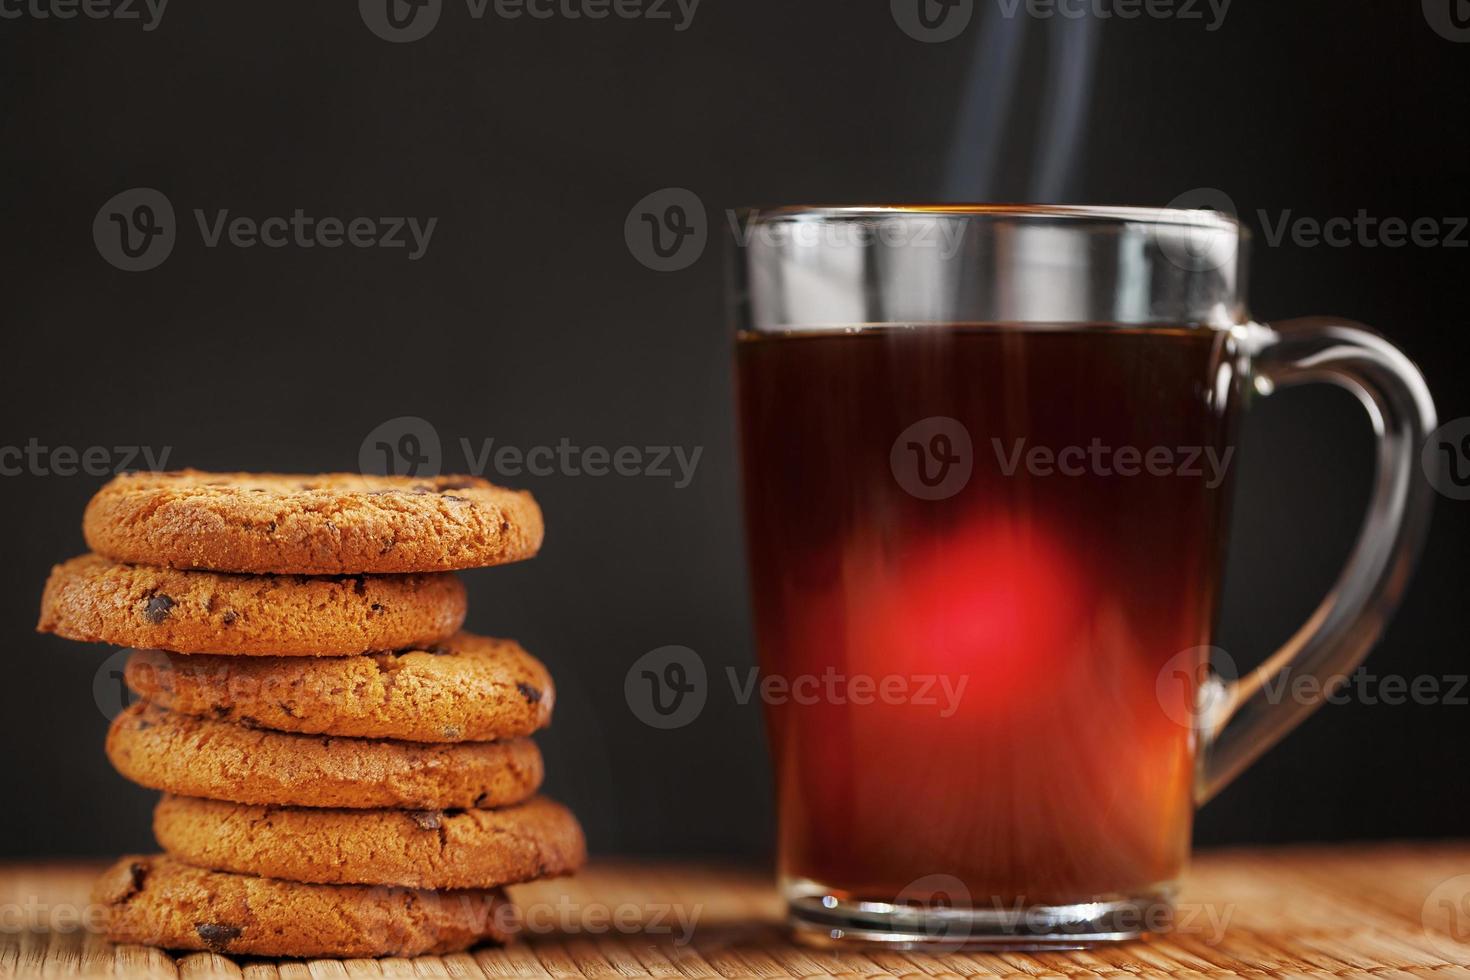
[{"xmin": 2, "ymin": 1, "xmax": 1466, "ymax": 859}]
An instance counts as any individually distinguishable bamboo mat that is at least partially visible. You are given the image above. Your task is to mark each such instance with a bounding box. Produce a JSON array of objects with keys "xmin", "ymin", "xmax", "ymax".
[{"xmin": 4, "ymin": 845, "xmax": 1470, "ymax": 979}]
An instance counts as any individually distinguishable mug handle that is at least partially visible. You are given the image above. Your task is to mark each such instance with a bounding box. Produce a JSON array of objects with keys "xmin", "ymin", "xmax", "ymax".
[{"xmin": 1195, "ymin": 317, "xmax": 1437, "ymax": 803}]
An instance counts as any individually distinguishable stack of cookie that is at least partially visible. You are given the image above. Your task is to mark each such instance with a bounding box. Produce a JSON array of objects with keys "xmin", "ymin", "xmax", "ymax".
[{"xmin": 38, "ymin": 470, "xmax": 585, "ymax": 959}]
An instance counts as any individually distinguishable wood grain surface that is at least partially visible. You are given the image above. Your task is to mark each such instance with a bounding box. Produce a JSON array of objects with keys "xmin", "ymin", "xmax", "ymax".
[{"xmin": 3, "ymin": 845, "xmax": 1470, "ymax": 979}]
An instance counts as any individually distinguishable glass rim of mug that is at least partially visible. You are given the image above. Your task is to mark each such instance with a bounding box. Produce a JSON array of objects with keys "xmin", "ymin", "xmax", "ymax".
[
  {"xmin": 736, "ymin": 202, "xmax": 1246, "ymax": 234},
  {"xmin": 732, "ymin": 202, "xmax": 1249, "ymax": 333}
]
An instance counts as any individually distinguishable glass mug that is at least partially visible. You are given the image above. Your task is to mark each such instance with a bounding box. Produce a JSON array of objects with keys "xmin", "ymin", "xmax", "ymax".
[{"xmin": 731, "ymin": 205, "xmax": 1435, "ymax": 948}]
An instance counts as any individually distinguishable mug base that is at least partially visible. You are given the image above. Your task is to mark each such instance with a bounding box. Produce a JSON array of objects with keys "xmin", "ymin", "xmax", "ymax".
[{"xmin": 784, "ymin": 876, "xmax": 1176, "ymax": 951}]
